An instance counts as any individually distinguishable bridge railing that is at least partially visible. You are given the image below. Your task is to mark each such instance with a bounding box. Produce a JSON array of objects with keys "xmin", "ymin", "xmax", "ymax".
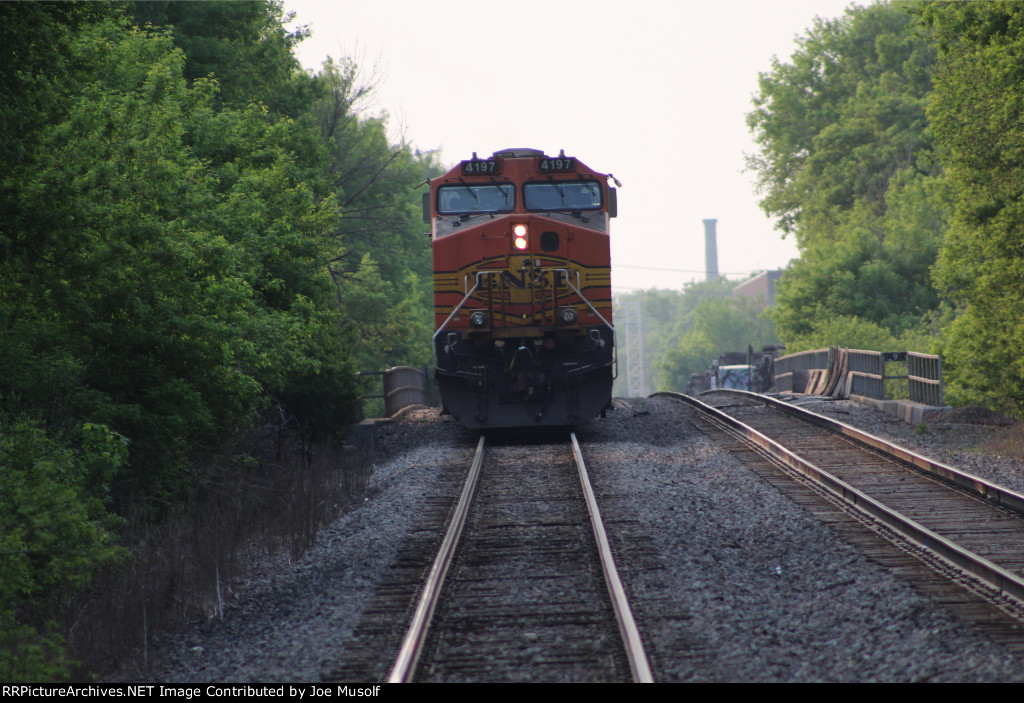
[
  {"xmin": 772, "ymin": 347, "xmax": 944, "ymax": 405},
  {"xmin": 845, "ymin": 349, "xmax": 885, "ymax": 400},
  {"xmin": 773, "ymin": 349, "xmax": 829, "ymax": 393},
  {"xmin": 908, "ymin": 352, "xmax": 943, "ymax": 406}
]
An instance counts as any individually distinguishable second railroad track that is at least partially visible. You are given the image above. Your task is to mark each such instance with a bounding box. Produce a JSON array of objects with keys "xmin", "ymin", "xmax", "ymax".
[{"xmin": 663, "ymin": 390, "xmax": 1024, "ymax": 629}]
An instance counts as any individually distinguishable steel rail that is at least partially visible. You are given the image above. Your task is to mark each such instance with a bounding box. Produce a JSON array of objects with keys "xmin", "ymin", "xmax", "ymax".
[
  {"xmin": 708, "ymin": 388, "xmax": 1024, "ymax": 516},
  {"xmin": 654, "ymin": 391, "xmax": 1024, "ymax": 608},
  {"xmin": 570, "ymin": 432, "xmax": 654, "ymax": 683},
  {"xmin": 388, "ymin": 435, "xmax": 486, "ymax": 683}
]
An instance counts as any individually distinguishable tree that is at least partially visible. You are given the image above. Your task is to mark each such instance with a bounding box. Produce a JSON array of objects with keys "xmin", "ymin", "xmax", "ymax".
[
  {"xmin": 131, "ymin": 0, "xmax": 317, "ymax": 117},
  {"xmin": 614, "ymin": 281, "xmax": 737, "ymax": 395},
  {"xmin": 747, "ymin": 2, "xmax": 947, "ymax": 343},
  {"xmin": 0, "ymin": 0, "xmax": 360, "ymax": 659},
  {"xmin": 314, "ymin": 57, "xmax": 442, "ymax": 375},
  {"xmin": 925, "ymin": 1, "xmax": 1024, "ymax": 416},
  {"xmin": 0, "ymin": 420, "xmax": 127, "ymax": 681},
  {"xmin": 659, "ymin": 292, "xmax": 777, "ymax": 391},
  {"xmin": 0, "ymin": 2, "xmax": 440, "ymax": 675},
  {"xmin": 770, "ymin": 169, "xmax": 948, "ymax": 339},
  {"xmin": 0, "ymin": 5, "xmax": 138, "ymax": 678}
]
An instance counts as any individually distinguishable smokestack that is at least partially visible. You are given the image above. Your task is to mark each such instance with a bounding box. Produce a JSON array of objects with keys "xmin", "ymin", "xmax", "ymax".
[{"xmin": 703, "ymin": 219, "xmax": 719, "ymax": 281}]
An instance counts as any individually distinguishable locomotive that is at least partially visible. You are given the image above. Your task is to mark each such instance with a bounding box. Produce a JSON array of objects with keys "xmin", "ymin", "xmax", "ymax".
[{"xmin": 426, "ymin": 148, "xmax": 617, "ymax": 429}]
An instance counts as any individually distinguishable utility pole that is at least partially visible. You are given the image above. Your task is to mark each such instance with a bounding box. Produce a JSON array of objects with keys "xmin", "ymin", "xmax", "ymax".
[{"xmin": 623, "ymin": 298, "xmax": 646, "ymax": 397}]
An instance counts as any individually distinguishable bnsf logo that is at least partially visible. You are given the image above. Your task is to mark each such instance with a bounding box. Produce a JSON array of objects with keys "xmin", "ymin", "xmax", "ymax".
[{"xmin": 496, "ymin": 269, "xmax": 559, "ymax": 289}]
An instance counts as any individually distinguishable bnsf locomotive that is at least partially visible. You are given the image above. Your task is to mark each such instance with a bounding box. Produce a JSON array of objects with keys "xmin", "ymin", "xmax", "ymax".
[{"xmin": 426, "ymin": 148, "xmax": 616, "ymax": 428}]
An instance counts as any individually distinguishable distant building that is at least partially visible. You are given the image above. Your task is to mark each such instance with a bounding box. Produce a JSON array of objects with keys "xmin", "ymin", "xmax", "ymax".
[{"xmin": 733, "ymin": 270, "xmax": 783, "ymax": 311}]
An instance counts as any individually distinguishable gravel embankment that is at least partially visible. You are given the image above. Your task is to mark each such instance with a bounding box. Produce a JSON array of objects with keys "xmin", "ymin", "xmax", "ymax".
[
  {"xmin": 579, "ymin": 396, "xmax": 1024, "ymax": 682},
  {"xmin": 128, "ymin": 398, "xmax": 1024, "ymax": 683},
  {"xmin": 136, "ymin": 410, "xmax": 473, "ymax": 683}
]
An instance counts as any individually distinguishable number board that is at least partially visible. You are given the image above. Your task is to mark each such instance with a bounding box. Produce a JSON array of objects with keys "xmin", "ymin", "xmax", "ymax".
[
  {"xmin": 461, "ymin": 159, "xmax": 499, "ymax": 175},
  {"xmin": 538, "ymin": 157, "xmax": 576, "ymax": 172}
]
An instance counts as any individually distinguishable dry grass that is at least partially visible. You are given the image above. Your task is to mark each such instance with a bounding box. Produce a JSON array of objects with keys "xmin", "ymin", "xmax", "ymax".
[
  {"xmin": 62, "ymin": 421, "xmax": 373, "ymax": 680},
  {"xmin": 979, "ymin": 421, "xmax": 1024, "ymax": 462}
]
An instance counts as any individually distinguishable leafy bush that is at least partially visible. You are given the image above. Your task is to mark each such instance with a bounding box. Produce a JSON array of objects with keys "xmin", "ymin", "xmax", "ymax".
[{"xmin": 0, "ymin": 419, "xmax": 127, "ymax": 681}]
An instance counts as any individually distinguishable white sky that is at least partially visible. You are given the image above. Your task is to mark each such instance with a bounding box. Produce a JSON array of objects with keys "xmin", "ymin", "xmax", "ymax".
[{"xmin": 285, "ymin": 0, "xmax": 859, "ymax": 292}]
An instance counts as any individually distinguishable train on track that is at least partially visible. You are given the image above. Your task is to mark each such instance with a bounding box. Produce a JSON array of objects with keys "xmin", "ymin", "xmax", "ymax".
[{"xmin": 426, "ymin": 148, "xmax": 617, "ymax": 429}]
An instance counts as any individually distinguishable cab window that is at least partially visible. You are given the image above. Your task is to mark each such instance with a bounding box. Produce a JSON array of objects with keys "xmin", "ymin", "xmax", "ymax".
[
  {"xmin": 523, "ymin": 181, "xmax": 602, "ymax": 212},
  {"xmin": 437, "ymin": 184, "xmax": 515, "ymax": 214}
]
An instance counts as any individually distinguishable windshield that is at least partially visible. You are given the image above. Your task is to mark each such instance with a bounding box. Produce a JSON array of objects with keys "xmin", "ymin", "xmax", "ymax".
[
  {"xmin": 523, "ymin": 180, "xmax": 602, "ymax": 212},
  {"xmin": 437, "ymin": 184, "xmax": 515, "ymax": 215},
  {"xmin": 717, "ymin": 365, "xmax": 754, "ymax": 390}
]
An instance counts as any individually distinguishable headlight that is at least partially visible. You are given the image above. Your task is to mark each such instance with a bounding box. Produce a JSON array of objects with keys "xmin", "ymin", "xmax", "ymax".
[
  {"xmin": 559, "ymin": 307, "xmax": 578, "ymax": 324},
  {"xmin": 512, "ymin": 223, "xmax": 528, "ymax": 250},
  {"xmin": 469, "ymin": 310, "xmax": 488, "ymax": 328}
]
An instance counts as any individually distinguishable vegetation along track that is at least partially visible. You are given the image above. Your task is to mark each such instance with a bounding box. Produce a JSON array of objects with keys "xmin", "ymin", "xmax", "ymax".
[
  {"xmin": 388, "ymin": 433, "xmax": 652, "ymax": 683},
  {"xmin": 658, "ymin": 389, "xmax": 1024, "ymax": 646}
]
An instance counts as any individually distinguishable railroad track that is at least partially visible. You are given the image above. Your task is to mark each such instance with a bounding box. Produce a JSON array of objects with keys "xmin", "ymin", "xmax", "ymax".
[
  {"xmin": 389, "ymin": 433, "xmax": 653, "ymax": 683},
  {"xmin": 657, "ymin": 389, "xmax": 1024, "ymax": 624}
]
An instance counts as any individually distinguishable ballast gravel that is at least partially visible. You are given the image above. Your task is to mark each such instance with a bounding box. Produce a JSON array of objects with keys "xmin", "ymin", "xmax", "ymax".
[{"xmin": 128, "ymin": 398, "xmax": 1024, "ymax": 683}]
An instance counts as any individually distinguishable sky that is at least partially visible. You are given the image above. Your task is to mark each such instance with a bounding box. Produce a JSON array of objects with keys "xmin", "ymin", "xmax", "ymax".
[{"xmin": 284, "ymin": 0, "xmax": 859, "ymax": 292}]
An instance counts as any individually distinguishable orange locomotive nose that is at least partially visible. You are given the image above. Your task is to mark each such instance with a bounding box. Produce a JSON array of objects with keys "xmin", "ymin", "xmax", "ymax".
[{"xmin": 430, "ymin": 148, "xmax": 615, "ymax": 429}]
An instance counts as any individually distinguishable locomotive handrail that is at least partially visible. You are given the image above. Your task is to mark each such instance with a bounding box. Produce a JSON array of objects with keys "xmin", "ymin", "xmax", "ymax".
[
  {"xmin": 432, "ymin": 272, "xmax": 487, "ymax": 343},
  {"xmin": 435, "ymin": 267, "xmax": 613, "ymax": 338},
  {"xmin": 555, "ymin": 268, "xmax": 614, "ymax": 332}
]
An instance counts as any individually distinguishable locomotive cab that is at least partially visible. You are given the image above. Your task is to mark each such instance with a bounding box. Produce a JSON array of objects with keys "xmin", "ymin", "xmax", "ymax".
[{"xmin": 429, "ymin": 148, "xmax": 616, "ymax": 429}]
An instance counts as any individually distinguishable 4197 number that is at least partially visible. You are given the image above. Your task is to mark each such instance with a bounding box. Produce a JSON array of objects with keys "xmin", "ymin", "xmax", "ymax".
[
  {"xmin": 538, "ymin": 157, "xmax": 576, "ymax": 172},
  {"xmin": 461, "ymin": 160, "xmax": 498, "ymax": 174}
]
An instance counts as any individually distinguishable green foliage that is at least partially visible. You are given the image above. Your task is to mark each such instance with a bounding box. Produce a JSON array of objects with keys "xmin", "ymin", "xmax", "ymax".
[
  {"xmin": 614, "ymin": 280, "xmax": 737, "ymax": 395},
  {"xmin": 273, "ymin": 295, "xmax": 360, "ymax": 441},
  {"xmin": 0, "ymin": 2, "xmax": 380, "ymax": 677},
  {"xmin": 783, "ymin": 315, "xmax": 900, "ymax": 354},
  {"xmin": 615, "ymin": 279, "xmax": 779, "ymax": 395},
  {"xmin": 0, "ymin": 617, "xmax": 74, "ymax": 684},
  {"xmin": 748, "ymin": 1, "xmax": 947, "ymax": 346},
  {"xmin": 0, "ymin": 0, "xmax": 439, "ymax": 678},
  {"xmin": 771, "ymin": 169, "xmax": 949, "ymax": 339},
  {"xmin": 132, "ymin": 0, "xmax": 317, "ymax": 116},
  {"xmin": 748, "ymin": 2, "xmax": 938, "ymax": 236},
  {"xmin": 659, "ymin": 292, "xmax": 778, "ymax": 391},
  {"xmin": 0, "ymin": 418, "xmax": 127, "ymax": 681},
  {"xmin": 314, "ymin": 58, "xmax": 442, "ymax": 377},
  {"xmin": 3, "ymin": 18, "xmax": 342, "ymax": 499},
  {"xmin": 342, "ymin": 255, "xmax": 433, "ymax": 371},
  {"xmin": 925, "ymin": 2, "xmax": 1024, "ymax": 416},
  {"xmin": 0, "ymin": 421, "xmax": 126, "ymax": 590}
]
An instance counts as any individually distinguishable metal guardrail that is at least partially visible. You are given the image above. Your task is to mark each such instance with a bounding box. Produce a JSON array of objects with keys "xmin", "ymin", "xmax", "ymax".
[
  {"xmin": 848, "ymin": 372, "xmax": 884, "ymax": 399},
  {"xmin": 846, "ymin": 349, "xmax": 883, "ymax": 376},
  {"xmin": 908, "ymin": 352, "xmax": 943, "ymax": 406},
  {"xmin": 773, "ymin": 347, "xmax": 945, "ymax": 405},
  {"xmin": 773, "ymin": 349, "xmax": 829, "ymax": 375},
  {"xmin": 772, "ymin": 348, "xmax": 829, "ymax": 393},
  {"xmin": 845, "ymin": 349, "xmax": 884, "ymax": 400}
]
